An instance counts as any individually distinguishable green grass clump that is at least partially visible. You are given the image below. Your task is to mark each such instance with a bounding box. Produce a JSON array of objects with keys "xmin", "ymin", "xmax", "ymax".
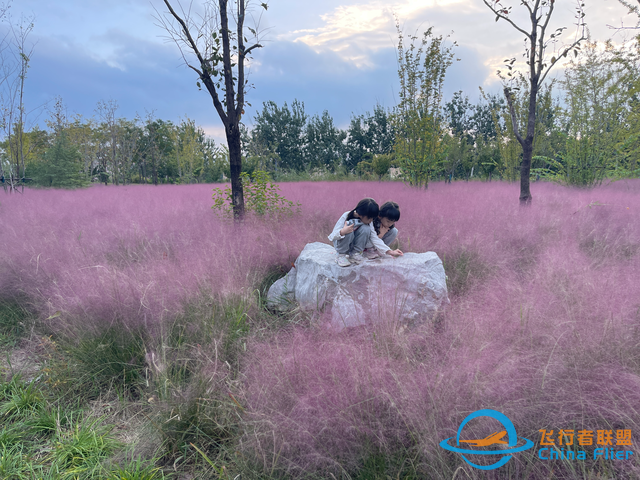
[
  {"xmin": 47, "ymin": 326, "xmax": 147, "ymax": 404},
  {"xmin": 0, "ymin": 443, "xmax": 32, "ymax": 479},
  {"xmin": 169, "ymin": 293, "xmax": 253, "ymax": 372},
  {"xmin": 0, "ymin": 423, "xmax": 25, "ymax": 448},
  {"xmin": 0, "ymin": 374, "xmax": 124, "ymax": 479},
  {"xmin": 159, "ymin": 397, "xmax": 233, "ymax": 462},
  {"xmin": 105, "ymin": 455, "xmax": 170, "ymax": 480},
  {"xmin": 48, "ymin": 416, "xmax": 121, "ymax": 479},
  {"xmin": 0, "ymin": 379, "xmax": 45, "ymax": 421},
  {"xmin": 442, "ymin": 247, "xmax": 492, "ymax": 297}
]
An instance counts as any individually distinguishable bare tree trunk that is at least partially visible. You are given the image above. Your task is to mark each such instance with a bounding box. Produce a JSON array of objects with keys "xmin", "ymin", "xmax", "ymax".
[
  {"xmin": 227, "ymin": 124, "xmax": 244, "ymax": 217},
  {"xmin": 519, "ymin": 82, "xmax": 538, "ymax": 205},
  {"xmin": 152, "ymin": 151, "xmax": 158, "ymax": 186},
  {"xmin": 504, "ymin": 85, "xmax": 536, "ymax": 205}
]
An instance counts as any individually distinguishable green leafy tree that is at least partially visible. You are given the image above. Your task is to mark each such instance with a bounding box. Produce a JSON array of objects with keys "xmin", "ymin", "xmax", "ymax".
[
  {"xmin": 304, "ymin": 110, "xmax": 346, "ymax": 172},
  {"xmin": 0, "ymin": 125, "xmax": 48, "ymax": 184},
  {"xmin": 614, "ymin": 36, "xmax": 640, "ymax": 176},
  {"xmin": 355, "ymin": 152, "xmax": 374, "ymax": 178},
  {"xmin": 549, "ymin": 40, "xmax": 639, "ymax": 185},
  {"xmin": 252, "ymin": 100, "xmax": 307, "ymax": 172},
  {"xmin": 117, "ymin": 118, "xmax": 142, "ymax": 184},
  {"xmin": 32, "ymin": 133, "xmax": 88, "ymax": 188},
  {"xmin": 472, "ymin": 93, "xmax": 503, "ymax": 142},
  {"xmin": 455, "ymin": 90, "xmax": 505, "ymax": 181},
  {"xmin": 174, "ymin": 117, "xmax": 207, "ymax": 183},
  {"xmin": 443, "ymin": 91, "xmax": 476, "ymax": 181},
  {"xmin": 371, "ymin": 153, "xmax": 392, "ymax": 180},
  {"xmin": 96, "ymin": 100, "xmax": 123, "ymax": 185},
  {"xmin": 391, "ymin": 23, "xmax": 455, "ymax": 188},
  {"xmin": 138, "ymin": 118, "xmax": 175, "ymax": 185},
  {"xmin": 60, "ymin": 114, "xmax": 100, "ymax": 181},
  {"xmin": 201, "ymin": 137, "xmax": 228, "ymax": 182},
  {"xmin": 346, "ymin": 104, "xmax": 395, "ymax": 170}
]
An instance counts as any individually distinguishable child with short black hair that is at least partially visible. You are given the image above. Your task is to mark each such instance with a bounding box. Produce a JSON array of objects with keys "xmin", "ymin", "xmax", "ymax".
[{"xmin": 363, "ymin": 201, "xmax": 403, "ymax": 259}]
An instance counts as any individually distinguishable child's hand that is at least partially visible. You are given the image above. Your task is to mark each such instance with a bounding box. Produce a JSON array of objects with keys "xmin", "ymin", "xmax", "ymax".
[
  {"xmin": 339, "ymin": 221, "xmax": 358, "ymax": 236},
  {"xmin": 386, "ymin": 249, "xmax": 403, "ymax": 257}
]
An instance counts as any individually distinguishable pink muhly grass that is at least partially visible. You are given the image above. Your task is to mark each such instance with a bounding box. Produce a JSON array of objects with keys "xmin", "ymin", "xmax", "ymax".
[
  {"xmin": 1, "ymin": 179, "xmax": 639, "ymax": 477},
  {"xmin": 239, "ymin": 180, "xmax": 640, "ymax": 477},
  {"xmin": 0, "ymin": 184, "xmax": 311, "ymax": 338},
  {"xmin": 240, "ymin": 328, "xmax": 439, "ymax": 476}
]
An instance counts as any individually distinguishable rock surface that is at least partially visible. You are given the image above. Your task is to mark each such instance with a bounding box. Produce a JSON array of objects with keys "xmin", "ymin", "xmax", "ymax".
[{"xmin": 267, "ymin": 242, "xmax": 449, "ymax": 330}]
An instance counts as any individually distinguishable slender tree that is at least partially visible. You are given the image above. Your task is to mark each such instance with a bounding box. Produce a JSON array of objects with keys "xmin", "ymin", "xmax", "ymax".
[
  {"xmin": 482, "ymin": 0, "xmax": 586, "ymax": 204},
  {"xmin": 157, "ymin": 0, "xmax": 266, "ymax": 218},
  {"xmin": 392, "ymin": 23, "xmax": 455, "ymax": 189},
  {"xmin": 96, "ymin": 100, "xmax": 121, "ymax": 185},
  {"xmin": 0, "ymin": 12, "xmax": 35, "ymax": 192}
]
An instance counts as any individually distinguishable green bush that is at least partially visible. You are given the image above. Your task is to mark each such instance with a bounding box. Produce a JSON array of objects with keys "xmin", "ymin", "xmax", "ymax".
[
  {"xmin": 371, "ymin": 154, "xmax": 392, "ymax": 180},
  {"xmin": 0, "ymin": 380, "xmax": 45, "ymax": 421},
  {"xmin": 212, "ymin": 170, "xmax": 300, "ymax": 218},
  {"xmin": 106, "ymin": 456, "xmax": 168, "ymax": 480}
]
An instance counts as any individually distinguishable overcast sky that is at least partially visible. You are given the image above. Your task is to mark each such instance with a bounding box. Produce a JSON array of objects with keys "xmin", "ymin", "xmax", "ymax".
[{"xmin": 7, "ymin": 0, "xmax": 636, "ymax": 143}]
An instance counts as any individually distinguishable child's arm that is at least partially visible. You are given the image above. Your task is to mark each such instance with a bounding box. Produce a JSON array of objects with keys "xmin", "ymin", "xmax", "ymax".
[
  {"xmin": 328, "ymin": 212, "xmax": 350, "ymax": 242},
  {"xmin": 369, "ymin": 228, "xmax": 391, "ymax": 255},
  {"xmin": 370, "ymin": 228, "xmax": 403, "ymax": 257}
]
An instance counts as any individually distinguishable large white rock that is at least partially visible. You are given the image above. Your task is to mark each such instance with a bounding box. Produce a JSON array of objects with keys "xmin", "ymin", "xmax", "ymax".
[{"xmin": 267, "ymin": 242, "xmax": 449, "ymax": 330}]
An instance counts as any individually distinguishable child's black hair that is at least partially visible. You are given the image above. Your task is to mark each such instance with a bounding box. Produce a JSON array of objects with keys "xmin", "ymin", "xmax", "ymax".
[
  {"xmin": 346, "ymin": 198, "xmax": 379, "ymax": 221},
  {"xmin": 379, "ymin": 201, "xmax": 400, "ymax": 222},
  {"xmin": 373, "ymin": 201, "xmax": 400, "ymax": 235}
]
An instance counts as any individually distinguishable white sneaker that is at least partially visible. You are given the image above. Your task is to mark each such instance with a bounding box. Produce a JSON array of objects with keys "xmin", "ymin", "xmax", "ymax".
[
  {"xmin": 336, "ymin": 254, "xmax": 351, "ymax": 267},
  {"xmin": 349, "ymin": 252, "xmax": 364, "ymax": 264},
  {"xmin": 363, "ymin": 248, "xmax": 380, "ymax": 260}
]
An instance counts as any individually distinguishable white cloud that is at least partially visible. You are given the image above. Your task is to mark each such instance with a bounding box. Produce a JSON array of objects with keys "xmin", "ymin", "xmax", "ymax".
[
  {"xmin": 283, "ymin": 0, "xmax": 634, "ymax": 80},
  {"xmin": 283, "ymin": 0, "xmax": 476, "ymax": 68},
  {"xmin": 201, "ymin": 124, "xmax": 227, "ymax": 144}
]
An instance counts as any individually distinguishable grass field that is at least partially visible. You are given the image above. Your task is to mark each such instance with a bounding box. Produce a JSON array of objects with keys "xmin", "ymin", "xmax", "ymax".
[{"xmin": 0, "ymin": 180, "xmax": 639, "ymax": 479}]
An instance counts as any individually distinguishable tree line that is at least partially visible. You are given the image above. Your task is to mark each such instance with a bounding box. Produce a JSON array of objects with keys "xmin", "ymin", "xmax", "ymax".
[
  {"xmin": 2, "ymin": 37, "xmax": 639, "ymax": 190},
  {"xmin": 1, "ymin": 100, "xmax": 226, "ymax": 188}
]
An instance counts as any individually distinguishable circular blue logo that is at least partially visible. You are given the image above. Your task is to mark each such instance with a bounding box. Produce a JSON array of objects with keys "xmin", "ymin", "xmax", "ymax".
[{"xmin": 439, "ymin": 409, "xmax": 534, "ymax": 470}]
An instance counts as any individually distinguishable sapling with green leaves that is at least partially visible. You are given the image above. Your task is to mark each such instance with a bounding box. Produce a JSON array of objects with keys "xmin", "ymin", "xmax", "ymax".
[
  {"xmin": 157, "ymin": 0, "xmax": 268, "ymax": 218},
  {"xmin": 481, "ymin": 0, "xmax": 587, "ymax": 204},
  {"xmin": 392, "ymin": 22, "xmax": 455, "ymax": 189}
]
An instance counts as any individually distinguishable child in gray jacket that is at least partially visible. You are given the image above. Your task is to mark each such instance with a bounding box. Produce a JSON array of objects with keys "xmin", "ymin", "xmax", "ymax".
[{"xmin": 328, "ymin": 198, "xmax": 379, "ymax": 267}]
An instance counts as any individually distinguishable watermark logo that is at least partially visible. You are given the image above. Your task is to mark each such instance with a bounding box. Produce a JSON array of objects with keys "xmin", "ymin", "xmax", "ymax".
[
  {"xmin": 538, "ymin": 428, "xmax": 634, "ymax": 461},
  {"xmin": 439, "ymin": 409, "xmax": 534, "ymax": 471}
]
